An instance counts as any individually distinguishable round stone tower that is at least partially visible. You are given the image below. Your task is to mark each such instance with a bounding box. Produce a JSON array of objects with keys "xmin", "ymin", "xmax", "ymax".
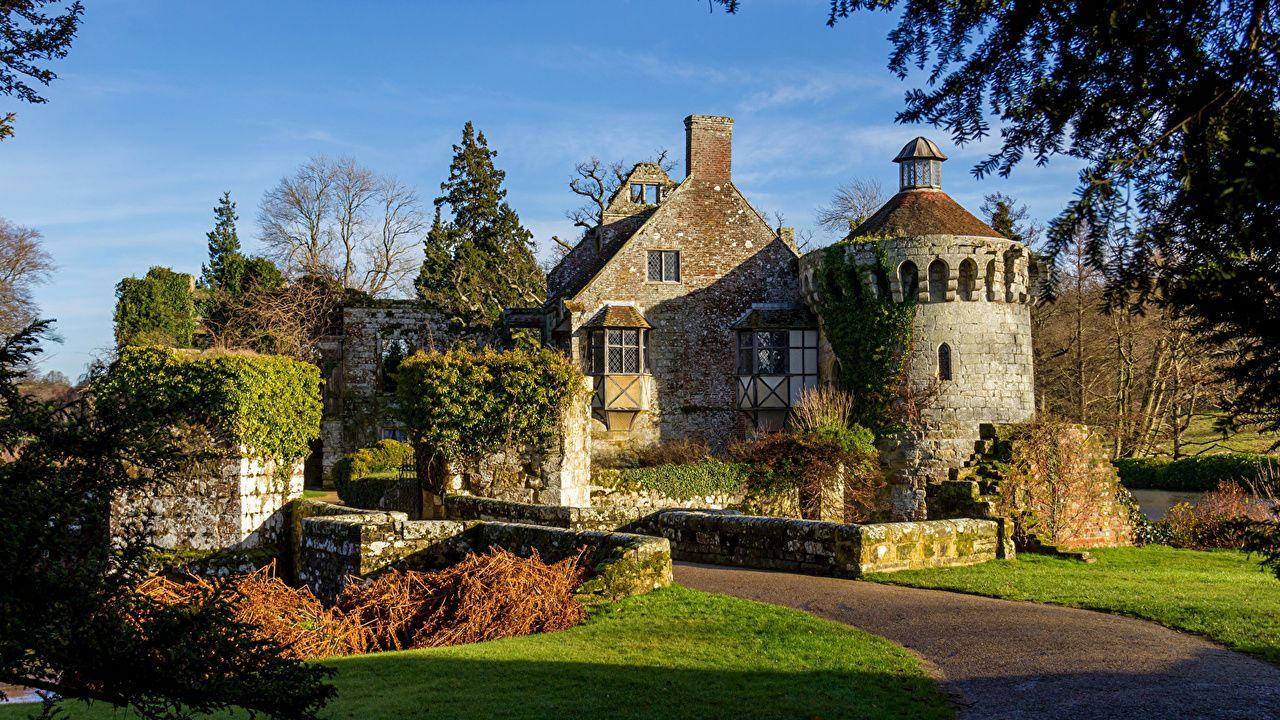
[{"xmin": 800, "ymin": 137, "xmax": 1035, "ymax": 518}]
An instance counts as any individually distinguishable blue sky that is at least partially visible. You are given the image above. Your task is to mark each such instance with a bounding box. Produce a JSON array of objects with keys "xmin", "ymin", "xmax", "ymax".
[{"xmin": 0, "ymin": 0, "xmax": 1081, "ymax": 380}]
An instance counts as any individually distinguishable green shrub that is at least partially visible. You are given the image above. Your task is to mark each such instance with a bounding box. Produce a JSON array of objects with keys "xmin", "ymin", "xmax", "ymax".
[
  {"xmin": 95, "ymin": 346, "xmax": 321, "ymax": 464},
  {"xmin": 605, "ymin": 460, "xmax": 749, "ymax": 501},
  {"xmin": 1114, "ymin": 454, "xmax": 1278, "ymax": 491},
  {"xmin": 393, "ymin": 346, "xmax": 584, "ymax": 462},
  {"xmin": 730, "ymin": 429, "xmax": 886, "ymax": 522},
  {"xmin": 114, "ymin": 266, "xmax": 198, "ymax": 348},
  {"xmin": 332, "ymin": 439, "xmax": 414, "ymax": 503}
]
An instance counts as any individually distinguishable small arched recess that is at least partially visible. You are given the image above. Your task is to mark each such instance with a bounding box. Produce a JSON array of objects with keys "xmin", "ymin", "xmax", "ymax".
[
  {"xmin": 898, "ymin": 260, "xmax": 919, "ymax": 302},
  {"xmin": 927, "ymin": 259, "xmax": 948, "ymax": 302},
  {"xmin": 937, "ymin": 342, "xmax": 953, "ymax": 382},
  {"xmin": 958, "ymin": 258, "xmax": 978, "ymax": 301}
]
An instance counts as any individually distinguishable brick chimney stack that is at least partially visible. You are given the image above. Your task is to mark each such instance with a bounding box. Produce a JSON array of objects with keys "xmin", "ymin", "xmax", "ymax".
[{"xmin": 685, "ymin": 114, "xmax": 733, "ymax": 182}]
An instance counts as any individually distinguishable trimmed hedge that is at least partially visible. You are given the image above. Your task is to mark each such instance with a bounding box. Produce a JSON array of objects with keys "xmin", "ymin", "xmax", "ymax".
[
  {"xmin": 1114, "ymin": 454, "xmax": 1278, "ymax": 492},
  {"xmin": 603, "ymin": 460, "xmax": 749, "ymax": 501},
  {"xmin": 332, "ymin": 439, "xmax": 414, "ymax": 507}
]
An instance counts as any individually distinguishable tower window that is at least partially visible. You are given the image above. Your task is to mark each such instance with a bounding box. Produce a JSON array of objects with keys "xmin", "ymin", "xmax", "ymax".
[
  {"xmin": 647, "ymin": 250, "xmax": 680, "ymax": 282},
  {"xmin": 938, "ymin": 343, "xmax": 953, "ymax": 382}
]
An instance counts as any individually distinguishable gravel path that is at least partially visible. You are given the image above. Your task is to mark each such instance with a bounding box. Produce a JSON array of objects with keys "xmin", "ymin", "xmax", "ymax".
[{"xmin": 674, "ymin": 562, "xmax": 1280, "ymax": 720}]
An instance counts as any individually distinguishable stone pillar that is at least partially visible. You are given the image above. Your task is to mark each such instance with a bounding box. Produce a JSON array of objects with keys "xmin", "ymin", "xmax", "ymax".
[
  {"xmin": 800, "ymin": 463, "xmax": 846, "ymax": 523},
  {"xmin": 534, "ymin": 388, "xmax": 593, "ymax": 507}
]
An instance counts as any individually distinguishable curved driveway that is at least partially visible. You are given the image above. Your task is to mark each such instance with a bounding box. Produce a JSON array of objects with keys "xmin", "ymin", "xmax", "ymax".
[{"xmin": 674, "ymin": 562, "xmax": 1280, "ymax": 720}]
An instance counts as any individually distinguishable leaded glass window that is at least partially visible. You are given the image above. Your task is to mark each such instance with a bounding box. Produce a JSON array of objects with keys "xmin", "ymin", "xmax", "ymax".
[
  {"xmin": 587, "ymin": 328, "xmax": 648, "ymax": 375},
  {"xmin": 647, "ymin": 250, "xmax": 680, "ymax": 282}
]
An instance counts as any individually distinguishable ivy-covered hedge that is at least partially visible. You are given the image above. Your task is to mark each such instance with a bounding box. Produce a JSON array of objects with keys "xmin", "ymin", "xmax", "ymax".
[
  {"xmin": 394, "ymin": 346, "xmax": 584, "ymax": 461},
  {"xmin": 600, "ymin": 460, "xmax": 749, "ymax": 501},
  {"xmin": 96, "ymin": 346, "xmax": 321, "ymax": 463},
  {"xmin": 1113, "ymin": 454, "xmax": 1278, "ymax": 491},
  {"xmin": 114, "ymin": 266, "xmax": 198, "ymax": 348}
]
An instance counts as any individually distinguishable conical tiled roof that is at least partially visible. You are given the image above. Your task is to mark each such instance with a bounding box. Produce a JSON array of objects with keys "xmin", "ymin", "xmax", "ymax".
[{"xmin": 849, "ymin": 189, "xmax": 1004, "ymax": 239}]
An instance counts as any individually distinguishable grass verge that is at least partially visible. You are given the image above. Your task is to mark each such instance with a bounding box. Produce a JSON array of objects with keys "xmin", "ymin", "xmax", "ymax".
[
  {"xmin": 867, "ymin": 546, "xmax": 1280, "ymax": 664},
  {"xmin": 0, "ymin": 585, "xmax": 951, "ymax": 720}
]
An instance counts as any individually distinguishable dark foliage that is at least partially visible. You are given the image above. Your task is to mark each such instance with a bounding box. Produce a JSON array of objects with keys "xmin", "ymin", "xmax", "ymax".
[
  {"xmin": 0, "ymin": 321, "xmax": 334, "ymax": 719},
  {"xmin": 200, "ymin": 192, "xmax": 246, "ymax": 296},
  {"xmin": 716, "ymin": 0, "xmax": 1280, "ymax": 432},
  {"xmin": 0, "ymin": 1, "xmax": 83, "ymax": 139},
  {"xmin": 416, "ymin": 122, "xmax": 545, "ymax": 327}
]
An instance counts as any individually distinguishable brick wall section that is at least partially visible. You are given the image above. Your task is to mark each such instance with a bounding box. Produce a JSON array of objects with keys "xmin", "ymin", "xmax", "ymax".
[{"xmin": 685, "ymin": 115, "xmax": 733, "ymax": 182}]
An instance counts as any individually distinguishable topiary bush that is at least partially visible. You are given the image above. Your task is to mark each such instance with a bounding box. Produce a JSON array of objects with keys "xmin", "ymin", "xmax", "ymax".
[
  {"xmin": 114, "ymin": 266, "xmax": 199, "ymax": 348},
  {"xmin": 95, "ymin": 346, "xmax": 321, "ymax": 466},
  {"xmin": 1114, "ymin": 454, "xmax": 1279, "ymax": 491}
]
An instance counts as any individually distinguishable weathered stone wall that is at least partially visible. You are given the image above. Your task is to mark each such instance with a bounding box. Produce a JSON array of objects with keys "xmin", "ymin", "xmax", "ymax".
[
  {"xmin": 114, "ymin": 454, "xmax": 303, "ymax": 551},
  {"xmin": 292, "ymin": 499, "xmax": 672, "ymax": 602},
  {"xmin": 639, "ymin": 510, "xmax": 1005, "ymax": 578},
  {"xmin": 443, "ymin": 494, "xmax": 646, "ymax": 533}
]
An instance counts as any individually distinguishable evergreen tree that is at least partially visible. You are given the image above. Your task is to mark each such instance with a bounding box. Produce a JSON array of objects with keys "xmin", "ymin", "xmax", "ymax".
[
  {"xmin": 200, "ymin": 192, "xmax": 245, "ymax": 295},
  {"xmin": 416, "ymin": 122, "xmax": 545, "ymax": 327}
]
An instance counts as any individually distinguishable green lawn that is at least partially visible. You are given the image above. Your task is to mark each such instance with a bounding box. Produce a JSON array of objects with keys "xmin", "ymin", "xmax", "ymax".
[
  {"xmin": 868, "ymin": 546, "xmax": 1280, "ymax": 664},
  {"xmin": 0, "ymin": 586, "xmax": 951, "ymax": 720},
  {"xmin": 1155, "ymin": 414, "xmax": 1280, "ymax": 456}
]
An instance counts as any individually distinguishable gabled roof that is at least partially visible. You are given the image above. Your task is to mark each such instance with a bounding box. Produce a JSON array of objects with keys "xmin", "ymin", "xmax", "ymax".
[{"xmin": 849, "ymin": 189, "xmax": 1004, "ymax": 240}]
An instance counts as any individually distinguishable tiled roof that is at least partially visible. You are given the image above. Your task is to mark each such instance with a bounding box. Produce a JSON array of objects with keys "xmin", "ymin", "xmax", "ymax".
[
  {"xmin": 850, "ymin": 189, "xmax": 1004, "ymax": 240},
  {"xmin": 583, "ymin": 304, "xmax": 651, "ymax": 328}
]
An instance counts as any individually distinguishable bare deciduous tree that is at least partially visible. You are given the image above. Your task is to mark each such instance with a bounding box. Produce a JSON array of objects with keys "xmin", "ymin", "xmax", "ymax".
[
  {"xmin": 363, "ymin": 175, "xmax": 426, "ymax": 296},
  {"xmin": 0, "ymin": 218, "xmax": 54, "ymax": 333},
  {"xmin": 566, "ymin": 148, "xmax": 674, "ymax": 232},
  {"xmin": 259, "ymin": 156, "xmax": 336, "ymax": 278},
  {"xmin": 816, "ymin": 178, "xmax": 885, "ymax": 234},
  {"xmin": 258, "ymin": 157, "xmax": 424, "ymax": 297}
]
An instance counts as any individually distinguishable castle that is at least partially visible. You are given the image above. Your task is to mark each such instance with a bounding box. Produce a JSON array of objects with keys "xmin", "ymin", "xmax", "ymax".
[{"xmin": 321, "ymin": 114, "xmax": 1036, "ymax": 520}]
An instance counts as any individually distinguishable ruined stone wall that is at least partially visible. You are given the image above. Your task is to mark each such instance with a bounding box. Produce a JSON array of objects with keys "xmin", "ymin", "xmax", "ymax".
[
  {"xmin": 641, "ymin": 510, "xmax": 1006, "ymax": 577},
  {"xmin": 291, "ymin": 499, "xmax": 671, "ymax": 602},
  {"xmin": 569, "ymin": 179, "xmax": 803, "ymax": 458},
  {"xmin": 322, "ymin": 302, "xmax": 473, "ymax": 474},
  {"xmin": 114, "ymin": 454, "xmax": 303, "ymax": 551}
]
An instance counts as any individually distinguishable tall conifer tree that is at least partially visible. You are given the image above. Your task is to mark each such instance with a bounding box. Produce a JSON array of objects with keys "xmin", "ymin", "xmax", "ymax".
[
  {"xmin": 201, "ymin": 192, "xmax": 245, "ymax": 295},
  {"xmin": 416, "ymin": 122, "xmax": 545, "ymax": 326}
]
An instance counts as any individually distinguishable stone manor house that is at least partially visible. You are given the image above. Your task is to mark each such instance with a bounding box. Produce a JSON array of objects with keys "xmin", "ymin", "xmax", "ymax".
[{"xmin": 319, "ymin": 114, "xmax": 1036, "ymax": 520}]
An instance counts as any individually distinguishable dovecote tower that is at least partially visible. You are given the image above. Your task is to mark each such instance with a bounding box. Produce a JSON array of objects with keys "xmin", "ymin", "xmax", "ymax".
[{"xmin": 799, "ymin": 137, "xmax": 1035, "ymax": 519}]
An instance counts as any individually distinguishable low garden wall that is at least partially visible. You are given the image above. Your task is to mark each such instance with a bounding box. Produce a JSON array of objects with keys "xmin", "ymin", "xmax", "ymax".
[
  {"xmin": 292, "ymin": 499, "xmax": 671, "ymax": 602},
  {"xmin": 443, "ymin": 494, "xmax": 647, "ymax": 532},
  {"xmin": 639, "ymin": 510, "xmax": 1007, "ymax": 578}
]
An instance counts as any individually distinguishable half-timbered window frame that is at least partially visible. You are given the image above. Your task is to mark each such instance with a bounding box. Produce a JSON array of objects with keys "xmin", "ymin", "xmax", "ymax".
[{"xmin": 735, "ymin": 327, "xmax": 819, "ymax": 430}]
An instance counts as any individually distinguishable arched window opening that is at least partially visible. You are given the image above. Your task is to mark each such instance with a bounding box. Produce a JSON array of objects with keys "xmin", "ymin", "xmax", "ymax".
[
  {"xmin": 378, "ymin": 335, "xmax": 410, "ymax": 394},
  {"xmin": 1027, "ymin": 259, "xmax": 1042, "ymax": 300},
  {"xmin": 938, "ymin": 343, "xmax": 953, "ymax": 382},
  {"xmin": 927, "ymin": 259, "xmax": 948, "ymax": 302},
  {"xmin": 898, "ymin": 261, "xmax": 919, "ymax": 302},
  {"xmin": 958, "ymin": 258, "xmax": 978, "ymax": 301},
  {"xmin": 872, "ymin": 267, "xmax": 890, "ymax": 299},
  {"xmin": 985, "ymin": 260, "xmax": 997, "ymax": 301}
]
